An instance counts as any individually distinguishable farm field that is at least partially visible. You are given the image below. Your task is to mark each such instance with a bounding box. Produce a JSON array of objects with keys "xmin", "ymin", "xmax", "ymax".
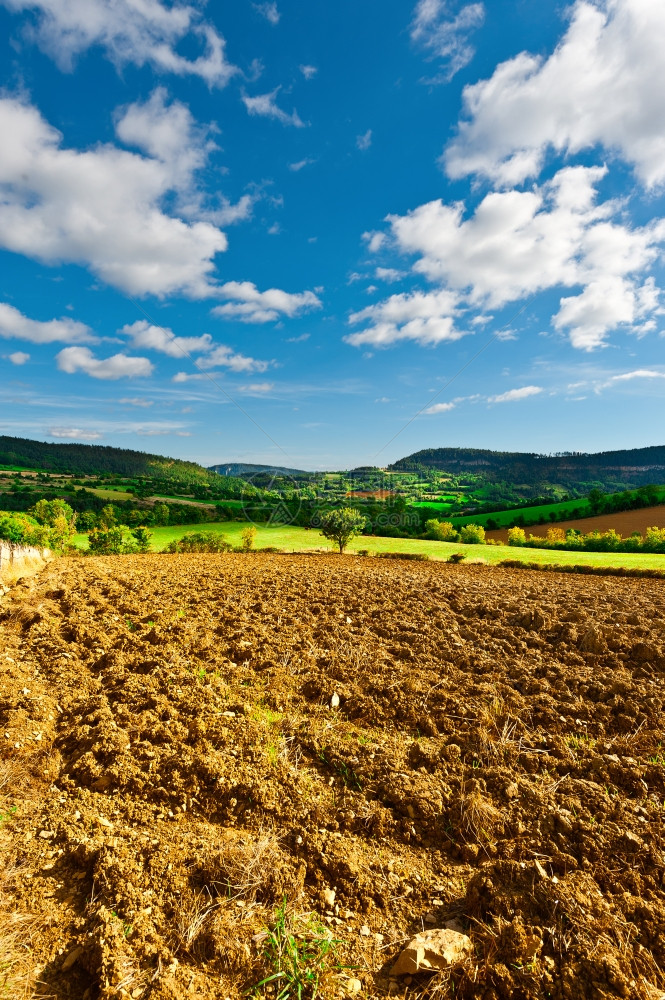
[
  {"xmin": 487, "ymin": 504, "xmax": 665, "ymax": 543},
  {"xmin": 72, "ymin": 520, "xmax": 665, "ymax": 570},
  {"xmin": 3, "ymin": 553, "xmax": 665, "ymax": 999}
]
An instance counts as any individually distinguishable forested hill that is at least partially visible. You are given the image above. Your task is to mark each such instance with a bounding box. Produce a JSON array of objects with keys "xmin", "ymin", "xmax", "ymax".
[
  {"xmin": 390, "ymin": 446, "xmax": 665, "ymax": 488},
  {"xmin": 209, "ymin": 462, "xmax": 307, "ymax": 477},
  {"xmin": 0, "ymin": 436, "xmax": 211, "ymax": 480}
]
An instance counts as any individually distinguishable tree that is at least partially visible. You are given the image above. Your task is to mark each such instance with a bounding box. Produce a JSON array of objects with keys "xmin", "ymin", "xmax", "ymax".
[
  {"xmin": 425, "ymin": 519, "xmax": 459, "ymax": 542},
  {"xmin": 319, "ymin": 508, "xmax": 366, "ymax": 553},
  {"xmin": 240, "ymin": 525, "xmax": 257, "ymax": 551},
  {"xmin": 507, "ymin": 526, "xmax": 526, "ymax": 546},
  {"xmin": 460, "ymin": 523, "xmax": 486, "ymax": 544}
]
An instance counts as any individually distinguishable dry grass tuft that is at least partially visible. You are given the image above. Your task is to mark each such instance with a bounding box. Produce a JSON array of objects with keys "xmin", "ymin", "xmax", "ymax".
[
  {"xmin": 459, "ymin": 789, "xmax": 504, "ymax": 844},
  {"xmin": 0, "ymin": 860, "xmax": 39, "ymax": 1000}
]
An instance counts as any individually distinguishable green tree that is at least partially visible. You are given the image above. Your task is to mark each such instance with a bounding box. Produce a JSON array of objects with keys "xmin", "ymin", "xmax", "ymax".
[
  {"xmin": 319, "ymin": 508, "xmax": 366, "ymax": 553},
  {"xmin": 424, "ymin": 519, "xmax": 459, "ymax": 542},
  {"xmin": 460, "ymin": 523, "xmax": 486, "ymax": 544},
  {"xmin": 131, "ymin": 527, "xmax": 152, "ymax": 553},
  {"xmin": 240, "ymin": 525, "xmax": 257, "ymax": 551},
  {"xmin": 99, "ymin": 504, "xmax": 119, "ymax": 529},
  {"xmin": 153, "ymin": 502, "xmax": 170, "ymax": 526},
  {"xmin": 29, "ymin": 498, "xmax": 77, "ymax": 551},
  {"xmin": 507, "ymin": 526, "xmax": 526, "ymax": 546}
]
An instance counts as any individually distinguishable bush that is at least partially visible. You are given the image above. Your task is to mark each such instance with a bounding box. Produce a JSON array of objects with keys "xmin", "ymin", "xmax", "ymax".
[
  {"xmin": 377, "ymin": 552, "xmax": 429, "ymax": 561},
  {"xmin": 448, "ymin": 552, "xmax": 467, "ymax": 563},
  {"xmin": 507, "ymin": 526, "xmax": 526, "ymax": 546},
  {"xmin": 460, "ymin": 523, "xmax": 486, "ymax": 545},
  {"xmin": 163, "ymin": 532, "xmax": 232, "ymax": 553},
  {"xmin": 240, "ymin": 525, "xmax": 257, "ymax": 551},
  {"xmin": 424, "ymin": 518, "xmax": 459, "ymax": 542}
]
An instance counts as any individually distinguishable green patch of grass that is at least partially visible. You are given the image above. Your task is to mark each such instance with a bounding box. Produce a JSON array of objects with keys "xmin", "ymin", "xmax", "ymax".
[
  {"xmin": 0, "ymin": 805, "xmax": 17, "ymax": 825},
  {"xmin": 251, "ymin": 899, "xmax": 342, "ymax": 1000},
  {"xmin": 72, "ymin": 520, "xmax": 665, "ymax": 570}
]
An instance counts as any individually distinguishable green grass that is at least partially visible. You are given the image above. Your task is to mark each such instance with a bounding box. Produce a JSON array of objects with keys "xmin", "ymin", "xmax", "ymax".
[
  {"xmin": 81, "ymin": 487, "xmax": 134, "ymax": 501},
  {"xmin": 72, "ymin": 520, "xmax": 665, "ymax": 570}
]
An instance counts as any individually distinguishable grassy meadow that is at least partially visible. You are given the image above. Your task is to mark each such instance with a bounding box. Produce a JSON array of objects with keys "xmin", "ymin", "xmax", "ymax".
[{"xmin": 73, "ymin": 520, "xmax": 665, "ymax": 571}]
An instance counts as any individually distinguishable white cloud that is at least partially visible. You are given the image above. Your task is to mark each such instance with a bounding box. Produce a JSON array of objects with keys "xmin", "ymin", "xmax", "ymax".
[
  {"xmin": 411, "ymin": 0, "xmax": 485, "ymax": 81},
  {"xmin": 424, "ymin": 401, "xmax": 456, "ymax": 413},
  {"xmin": 611, "ymin": 369, "xmax": 665, "ymax": 381},
  {"xmin": 195, "ymin": 344, "xmax": 271, "ymax": 373},
  {"xmin": 375, "ymin": 267, "xmax": 405, "ymax": 283},
  {"xmin": 48, "ymin": 426, "xmax": 102, "ymax": 439},
  {"xmin": 286, "ymin": 333, "xmax": 310, "ymax": 343},
  {"xmin": 378, "ymin": 165, "xmax": 665, "ymax": 349},
  {"xmin": 56, "ymin": 346, "xmax": 154, "ymax": 380},
  {"xmin": 1, "ymin": 0, "xmax": 236, "ymax": 86},
  {"xmin": 300, "ymin": 64, "xmax": 317, "ymax": 80},
  {"xmin": 362, "ymin": 231, "xmax": 386, "ymax": 253},
  {"xmin": 356, "ymin": 129, "xmax": 372, "ymax": 151},
  {"xmin": 0, "ymin": 96, "xmax": 228, "ymax": 297},
  {"xmin": 120, "ymin": 397, "xmax": 154, "ymax": 407},
  {"xmin": 211, "ymin": 281, "xmax": 322, "ymax": 324},
  {"xmin": 289, "ymin": 158, "xmax": 315, "ymax": 172},
  {"xmin": 239, "ymin": 382, "xmax": 274, "ymax": 393},
  {"xmin": 8, "ymin": 351, "xmax": 29, "ymax": 365},
  {"xmin": 120, "ymin": 320, "xmax": 213, "ymax": 358},
  {"xmin": 242, "ymin": 88, "xmax": 305, "ymax": 128},
  {"xmin": 345, "ymin": 289, "xmax": 463, "ymax": 347},
  {"xmin": 489, "ymin": 385, "xmax": 542, "ymax": 403},
  {"xmin": 0, "ymin": 302, "xmax": 95, "ymax": 344},
  {"xmin": 445, "ymin": 0, "xmax": 665, "ymax": 188},
  {"xmin": 254, "ymin": 2, "xmax": 280, "ymax": 24}
]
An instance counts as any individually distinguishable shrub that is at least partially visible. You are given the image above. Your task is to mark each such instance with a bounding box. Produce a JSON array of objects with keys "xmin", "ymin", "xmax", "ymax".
[
  {"xmin": 507, "ymin": 526, "xmax": 526, "ymax": 546},
  {"xmin": 424, "ymin": 518, "xmax": 459, "ymax": 542},
  {"xmin": 460, "ymin": 523, "xmax": 486, "ymax": 545},
  {"xmin": 448, "ymin": 552, "xmax": 467, "ymax": 563},
  {"xmin": 240, "ymin": 525, "xmax": 257, "ymax": 551},
  {"xmin": 163, "ymin": 532, "xmax": 232, "ymax": 553}
]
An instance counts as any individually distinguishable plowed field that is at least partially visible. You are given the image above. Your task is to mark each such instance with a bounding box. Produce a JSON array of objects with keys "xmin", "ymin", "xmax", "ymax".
[{"xmin": 3, "ymin": 553, "xmax": 665, "ymax": 1000}]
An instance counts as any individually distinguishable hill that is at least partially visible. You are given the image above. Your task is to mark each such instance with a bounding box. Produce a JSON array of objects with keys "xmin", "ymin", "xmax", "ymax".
[
  {"xmin": 0, "ymin": 435, "xmax": 211, "ymax": 481},
  {"xmin": 209, "ymin": 462, "xmax": 307, "ymax": 477},
  {"xmin": 391, "ymin": 445, "xmax": 665, "ymax": 491}
]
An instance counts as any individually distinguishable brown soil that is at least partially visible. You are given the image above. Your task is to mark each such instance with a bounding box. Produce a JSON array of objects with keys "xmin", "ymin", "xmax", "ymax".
[
  {"xmin": 3, "ymin": 553, "xmax": 665, "ymax": 999},
  {"xmin": 488, "ymin": 504, "xmax": 665, "ymax": 543}
]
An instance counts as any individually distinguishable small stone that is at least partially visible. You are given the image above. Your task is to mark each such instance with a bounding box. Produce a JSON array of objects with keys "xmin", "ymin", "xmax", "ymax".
[
  {"xmin": 323, "ymin": 888, "xmax": 336, "ymax": 908},
  {"xmin": 534, "ymin": 860, "xmax": 549, "ymax": 881},
  {"xmin": 39, "ymin": 830, "xmax": 54, "ymax": 840},
  {"xmin": 330, "ymin": 692, "xmax": 340, "ymax": 710},
  {"xmin": 424, "ymin": 913, "xmax": 437, "ymax": 924},
  {"xmin": 61, "ymin": 946, "xmax": 84, "ymax": 972},
  {"xmin": 360, "ymin": 924, "xmax": 371, "ymax": 937},
  {"xmin": 96, "ymin": 816, "xmax": 113, "ymax": 829},
  {"xmin": 346, "ymin": 978, "xmax": 362, "ymax": 994},
  {"xmin": 391, "ymin": 929, "xmax": 473, "ymax": 976}
]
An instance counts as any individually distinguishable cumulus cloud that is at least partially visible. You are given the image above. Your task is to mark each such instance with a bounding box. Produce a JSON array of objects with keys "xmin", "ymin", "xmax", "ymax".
[
  {"xmin": 48, "ymin": 426, "xmax": 102, "ymax": 439},
  {"xmin": 242, "ymin": 88, "xmax": 305, "ymax": 128},
  {"xmin": 345, "ymin": 289, "xmax": 463, "ymax": 347},
  {"xmin": 289, "ymin": 158, "xmax": 315, "ymax": 172},
  {"xmin": 0, "ymin": 302, "xmax": 95, "ymax": 344},
  {"xmin": 445, "ymin": 0, "xmax": 665, "ymax": 187},
  {"xmin": 254, "ymin": 2, "xmax": 280, "ymax": 24},
  {"xmin": 364, "ymin": 165, "xmax": 665, "ymax": 349},
  {"xmin": 424, "ymin": 401, "xmax": 456, "ymax": 413},
  {"xmin": 375, "ymin": 267, "xmax": 405, "ymax": 283},
  {"xmin": 488, "ymin": 385, "xmax": 543, "ymax": 403},
  {"xmin": 411, "ymin": 0, "xmax": 485, "ymax": 81},
  {"xmin": 211, "ymin": 281, "xmax": 322, "ymax": 324},
  {"xmin": 356, "ymin": 129, "xmax": 372, "ymax": 151},
  {"xmin": 56, "ymin": 346, "xmax": 154, "ymax": 380},
  {"xmin": 0, "ymin": 95, "xmax": 228, "ymax": 297},
  {"xmin": 120, "ymin": 320, "xmax": 213, "ymax": 358},
  {"xmin": 1, "ymin": 0, "xmax": 236, "ymax": 86},
  {"xmin": 8, "ymin": 351, "xmax": 29, "ymax": 365}
]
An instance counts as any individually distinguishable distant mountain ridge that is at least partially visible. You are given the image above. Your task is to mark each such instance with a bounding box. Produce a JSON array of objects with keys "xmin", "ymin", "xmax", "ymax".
[
  {"xmin": 208, "ymin": 462, "xmax": 307, "ymax": 477},
  {"xmin": 390, "ymin": 446, "xmax": 665, "ymax": 489},
  {"xmin": 0, "ymin": 435, "xmax": 210, "ymax": 480}
]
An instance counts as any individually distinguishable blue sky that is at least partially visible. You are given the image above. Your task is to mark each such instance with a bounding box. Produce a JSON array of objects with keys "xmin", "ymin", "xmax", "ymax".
[{"xmin": 1, "ymin": 0, "xmax": 664, "ymax": 470}]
